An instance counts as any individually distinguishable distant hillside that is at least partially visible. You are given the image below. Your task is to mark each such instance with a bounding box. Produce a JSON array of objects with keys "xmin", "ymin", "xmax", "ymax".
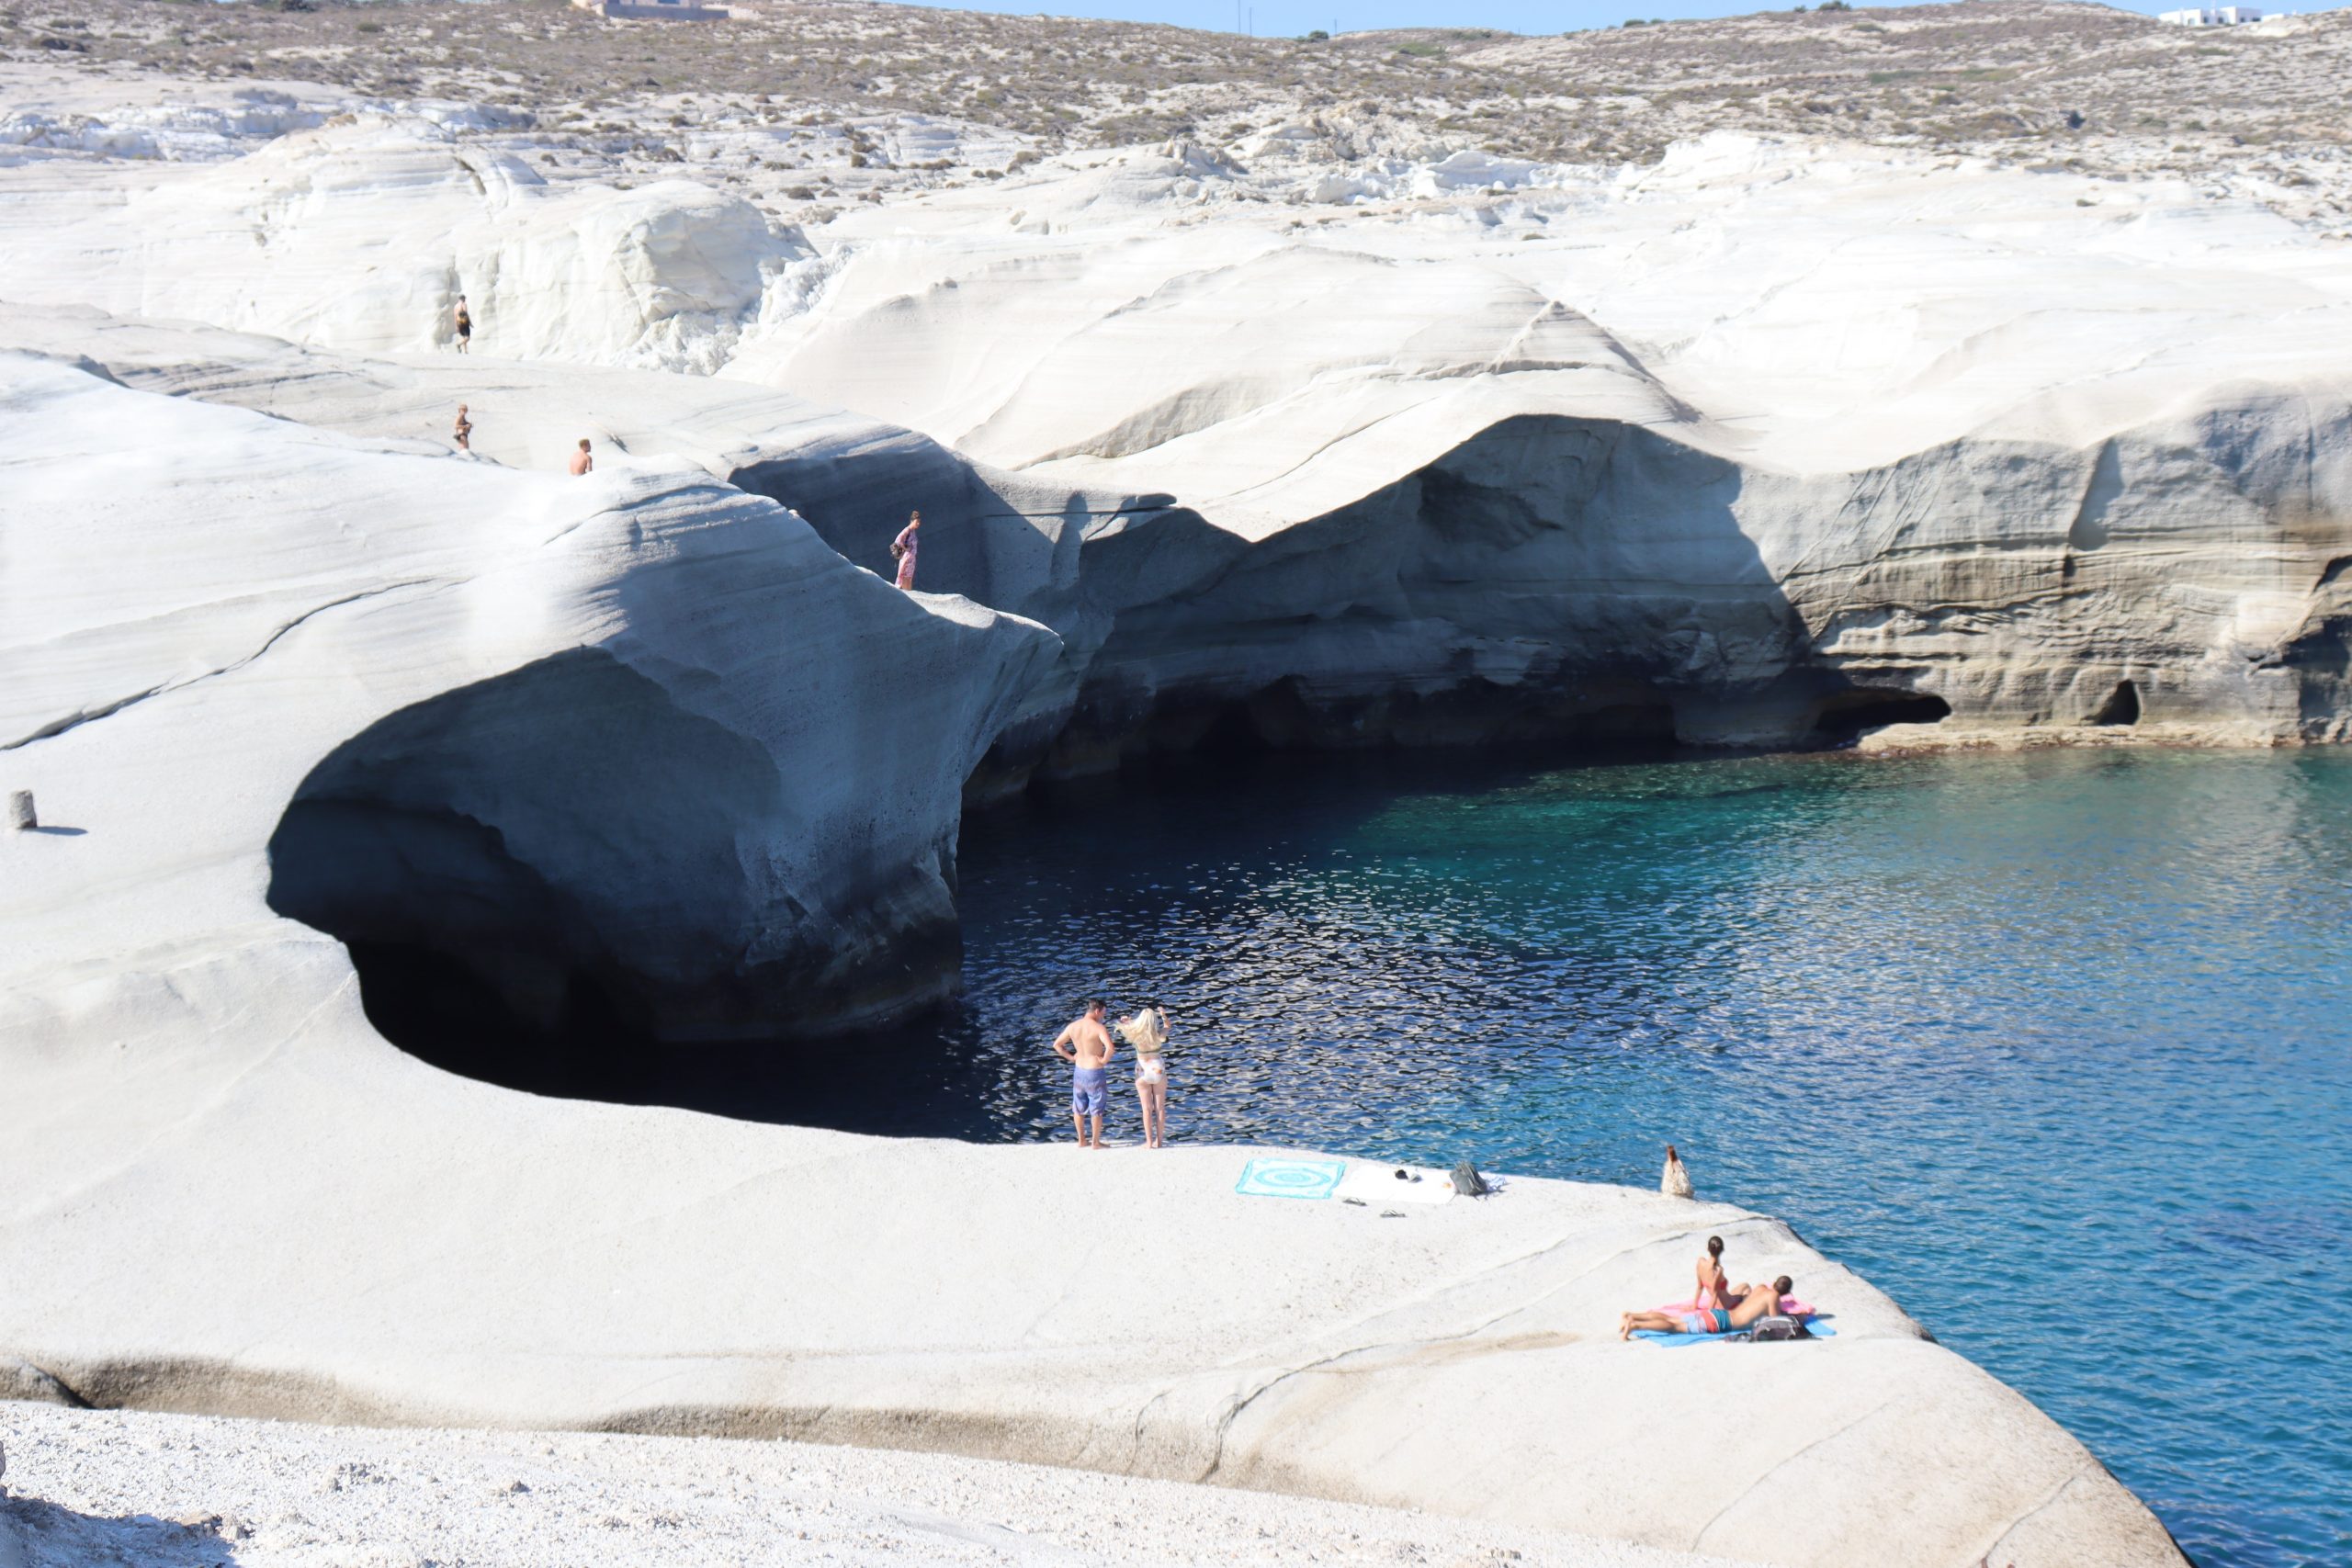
[{"xmin": 5, "ymin": 0, "xmax": 2348, "ymax": 202}]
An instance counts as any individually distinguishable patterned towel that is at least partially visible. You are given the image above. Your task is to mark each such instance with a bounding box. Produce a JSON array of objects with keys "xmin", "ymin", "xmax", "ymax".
[{"xmin": 1235, "ymin": 1157, "xmax": 1346, "ymax": 1201}]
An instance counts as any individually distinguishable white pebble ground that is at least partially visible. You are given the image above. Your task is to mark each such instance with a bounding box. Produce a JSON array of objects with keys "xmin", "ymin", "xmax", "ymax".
[{"xmin": 0, "ymin": 1404, "xmax": 1750, "ymax": 1568}]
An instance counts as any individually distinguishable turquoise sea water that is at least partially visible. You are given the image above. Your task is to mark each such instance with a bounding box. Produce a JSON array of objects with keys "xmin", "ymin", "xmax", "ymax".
[{"xmin": 939, "ymin": 748, "xmax": 2352, "ymax": 1568}]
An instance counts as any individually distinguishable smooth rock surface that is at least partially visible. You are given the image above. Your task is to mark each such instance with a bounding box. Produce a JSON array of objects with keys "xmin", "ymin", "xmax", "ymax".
[{"xmin": 0, "ymin": 350, "xmax": 1056, "ymax": 1042}]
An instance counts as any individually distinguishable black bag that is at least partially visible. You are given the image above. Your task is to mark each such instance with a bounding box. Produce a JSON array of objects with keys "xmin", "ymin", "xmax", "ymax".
[{"xmin": 1746, "ymin": 1315, "xmax": 1811, "ymax": 1342}]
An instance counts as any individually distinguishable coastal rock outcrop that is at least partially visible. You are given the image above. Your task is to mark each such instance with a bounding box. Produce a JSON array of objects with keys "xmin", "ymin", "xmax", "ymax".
[
  {"xmin": 0, "ymin": 352, "xmax": 1056, "ymax": 1043},
  {"xmin": 0, "ymin": 333, "xmax": 2188, "ymax": 1568},
  {"xmin": 0, "ymin": 78, "xmax": 2336, "ymax": 1567}
]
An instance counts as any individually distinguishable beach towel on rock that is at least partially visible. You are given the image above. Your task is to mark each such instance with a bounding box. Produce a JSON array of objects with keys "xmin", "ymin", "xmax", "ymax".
[
  {"xmin": 1236, "ymin": 1157, "xmax": 1346, "ymax": 1201},
  {"xmin": 1633, "ymin": 1323, "xmax": 1838, "ymax": 1347},
  {"xmin": 1658, "ymin": 1296, "xmax": 1817, "ymax": 1319},
  {"xmin": 1633, "ymin": 1297, "xmax": 1830, "ymax": 1347},
  {"xmin": 1333, "ymin": 1163, "xmax": 1454, "ymax": 1206}
]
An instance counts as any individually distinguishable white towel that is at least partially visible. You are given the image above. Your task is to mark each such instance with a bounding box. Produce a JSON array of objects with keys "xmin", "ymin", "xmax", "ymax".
[{"xmin": 1335, "ymin": 1163, "xmax": 1455, "ymax": 1207}]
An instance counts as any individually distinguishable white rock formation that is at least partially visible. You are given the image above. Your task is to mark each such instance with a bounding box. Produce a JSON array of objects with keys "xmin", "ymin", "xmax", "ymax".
[
  {"xmin": 4, "ymin": 57, "xmax": 2344, "ymax": 1568},
  {"xmin": 0, "ymin": 118, "xmax": 804, "ymax": 372},
  {"xmin": 0, "ymin": 348, "xmax": 2185, "ymax": 1567},
  {"xmin": 9, "ymin": 118, "xmax": 2344, "ymax": 755},
  {"xmin": 0, "ymin": 351, "xmax": 1056, "ymax": 1041}
]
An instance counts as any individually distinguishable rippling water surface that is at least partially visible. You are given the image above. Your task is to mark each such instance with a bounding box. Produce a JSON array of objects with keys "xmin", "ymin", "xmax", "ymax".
[{"xmin": 923, "ymin": 747, "xmax": 2349, "ymax": 1567}]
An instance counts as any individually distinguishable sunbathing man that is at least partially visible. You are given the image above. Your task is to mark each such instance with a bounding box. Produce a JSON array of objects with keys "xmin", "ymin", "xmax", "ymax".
[
  {"xmin": 1621, "ymin": 1275, "xmax": 1792, "ymax": 1339},
  {"xmin": 569, "ymin": 437, "xmax": 594, "ymax": 476},
  {"xmin": 1051, "ymin": 998, "xmax": 1116, "ymax": 1149}
]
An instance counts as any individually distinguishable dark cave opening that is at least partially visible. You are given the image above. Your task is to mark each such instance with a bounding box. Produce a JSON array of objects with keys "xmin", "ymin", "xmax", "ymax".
[
  {"xmin": 271, "ymin": 659, "xmax": 1961, "ymax": 1135},
  {"xmin": 335, "ymin": 936, "xmax": 995, "ymax": 1138},
  {"xmin": 1807, "ymin": 687, "xmax": 1953, "ymax": 743},
  {"xmin": 2088, "ymin": 680, "xmax": 2143, "ymax": 727}
]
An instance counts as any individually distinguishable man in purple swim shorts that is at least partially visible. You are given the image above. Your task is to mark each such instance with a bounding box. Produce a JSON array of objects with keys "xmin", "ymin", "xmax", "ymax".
[{"xmin": 1051, "ymin": 998, "xmax": 1117, "ymax": 1149}]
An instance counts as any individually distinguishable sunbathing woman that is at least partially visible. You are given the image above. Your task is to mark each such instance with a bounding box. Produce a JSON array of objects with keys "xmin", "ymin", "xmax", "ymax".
[
  {"xmin": 1621, "ymin": 1275, "xmax": 1792, "ymax": 1339},
  {"xmin": 1696, "ymin": 1235, "xmax": 1751, "ymax": 1314}
]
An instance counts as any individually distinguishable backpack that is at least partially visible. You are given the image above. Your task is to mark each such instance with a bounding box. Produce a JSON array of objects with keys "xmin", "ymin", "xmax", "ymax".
[
  {"xmin": 1450, "ymin": 1160, "xmax": 1491, "ymax": 1198},
  {"xmin": 1746, "ymin": 1315, "xmax": 1811, "ymax": 1342}
]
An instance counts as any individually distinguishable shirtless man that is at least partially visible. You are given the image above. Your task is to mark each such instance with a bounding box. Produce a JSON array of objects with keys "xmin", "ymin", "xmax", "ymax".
[
  {"xmin": 1621, "ymin": 1275, "xmax": 1793, "ymax": 1339},
  {"xmin": 452, "ymin": 403, "xmax": 472, "ymax": 453},
  {"xmin": 569, "ymin": 437, "xmax": 594, "ymax": 476},
  {"xmin": 1052, "ymin": 999, "xmax": 1116, "ymax": 1149}
]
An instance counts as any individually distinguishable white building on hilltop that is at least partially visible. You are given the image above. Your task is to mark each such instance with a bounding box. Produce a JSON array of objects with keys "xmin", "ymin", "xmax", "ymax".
[
  {"xmin": 2158, "ymin": 6, "xmax": 2262, "ymax": 23},
  {"xmin": 571, "ymin": 0, "xmax": 738, "ymax": 19}
]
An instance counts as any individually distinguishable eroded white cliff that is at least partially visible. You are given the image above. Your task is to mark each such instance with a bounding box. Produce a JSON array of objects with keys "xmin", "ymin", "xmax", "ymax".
[
  {"xmin": 0, "ymin": 352, "xmax": 1057, "ymax": 1043},
  {"xmin": 8, "ymin": 118, "xmax": 2345, "ymax": 757}
]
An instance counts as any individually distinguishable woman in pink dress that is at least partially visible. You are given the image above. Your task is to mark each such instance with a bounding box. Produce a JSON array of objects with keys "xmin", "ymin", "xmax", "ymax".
[{"xmin": 890, "ymin": 511, "xmax": 921, "ymax": 590}]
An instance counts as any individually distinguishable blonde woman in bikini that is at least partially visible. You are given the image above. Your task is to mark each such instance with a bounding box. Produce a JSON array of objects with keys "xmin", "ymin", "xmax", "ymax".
[{"xmin": 1118, "ymin": 1004, "xmax": 1171, "ymax": 1148}]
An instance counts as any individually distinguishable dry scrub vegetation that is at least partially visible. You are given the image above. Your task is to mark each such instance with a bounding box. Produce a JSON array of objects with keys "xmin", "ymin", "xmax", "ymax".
[{"xmin": 4, "ymin": 0, "xmax": 2349, "ymax": 208}]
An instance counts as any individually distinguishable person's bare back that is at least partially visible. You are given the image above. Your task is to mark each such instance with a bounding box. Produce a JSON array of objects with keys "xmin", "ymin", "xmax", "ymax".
[
  {"xmin": 1724, "ymin": 1280, "xmax": 1786, "ymax": 1330},
  {"xmin": 1057, "ymin": 1012, "xmax": 1112, "ymax": 1068},
  {"xmin": 569, "ymin": 438, "xmax": 594, "ymax": 476},
  {"xmin": 1053, "ymin": 1000, "xmax": 1116, "ymax": 1148}
]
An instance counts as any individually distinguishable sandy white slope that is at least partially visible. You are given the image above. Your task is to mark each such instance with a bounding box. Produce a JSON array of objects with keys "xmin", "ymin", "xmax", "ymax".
[{"xmin": 0, "ymin": 1404, "xmax": 1761, "ymax": 1568}]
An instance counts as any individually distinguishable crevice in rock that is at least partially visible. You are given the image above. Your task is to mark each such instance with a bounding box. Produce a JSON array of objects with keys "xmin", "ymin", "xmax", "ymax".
[
  {"xmin": 3, "ymin": 579, "xmax": 435, "ymax": 750},
  {"xmin": 2087, "ymin": 679, "xmax": 2142, "ymax": 727},
  {"xmin": 2068, "ymin": 440, "xmax": 2122, "ymax": 552}
]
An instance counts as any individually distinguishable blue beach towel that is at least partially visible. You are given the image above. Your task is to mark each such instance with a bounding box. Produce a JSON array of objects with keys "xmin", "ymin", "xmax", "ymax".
[
  {"xmin": 1236, "ymin": 1157, "xmax": 1346, "ymax": 1201},
  {"xmin": 1633, "ymin": 1321, "xmax": 1837, "ymax": 1348}
]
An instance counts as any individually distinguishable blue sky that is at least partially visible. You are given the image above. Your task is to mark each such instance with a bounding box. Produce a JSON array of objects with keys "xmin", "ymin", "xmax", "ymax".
[{"xmin": 901, "ymin": 0, "xmax": 2345, "ymax": 39}]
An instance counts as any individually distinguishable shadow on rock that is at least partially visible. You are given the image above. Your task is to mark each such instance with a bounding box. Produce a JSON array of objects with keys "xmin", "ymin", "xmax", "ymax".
[{"xmin": 0, "ymin": 1495, "xmax": 238, "ymax": 1568}]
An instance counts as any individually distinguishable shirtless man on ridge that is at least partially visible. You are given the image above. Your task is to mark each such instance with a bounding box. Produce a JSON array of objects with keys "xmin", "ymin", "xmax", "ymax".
[{"xmin": 1052, "ymin": 999, "xmax": 1116, "ymax": 1149}]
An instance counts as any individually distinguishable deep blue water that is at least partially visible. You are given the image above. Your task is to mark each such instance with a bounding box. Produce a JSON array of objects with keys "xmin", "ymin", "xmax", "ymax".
[{"xmin": 940, "ymin": 747, "xmax": 2352, "ymax": 1568}]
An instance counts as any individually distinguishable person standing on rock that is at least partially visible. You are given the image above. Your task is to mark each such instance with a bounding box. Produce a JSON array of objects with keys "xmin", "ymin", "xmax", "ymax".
[
  {"xmin": 452, "ymin": 403, "xmax": 472, "ymax": 454},
  {"xmin": 1118, "ymin": 1004, "xmax": 1171, "ymax": 1148},
  {"xmin": 570, "ymin": 438, "xmax": 594, "ymax": 477},
  {"xmin": 1052, "ymin": 999, "xmax": 1116, "ymax": 1149},
  {"xmin": 890, "ymin": 510, "xmax": 921, "ymax": 590},
  {"xmin": 453, "ymin": 295, "xmax": 472, "ymax": 354}
]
